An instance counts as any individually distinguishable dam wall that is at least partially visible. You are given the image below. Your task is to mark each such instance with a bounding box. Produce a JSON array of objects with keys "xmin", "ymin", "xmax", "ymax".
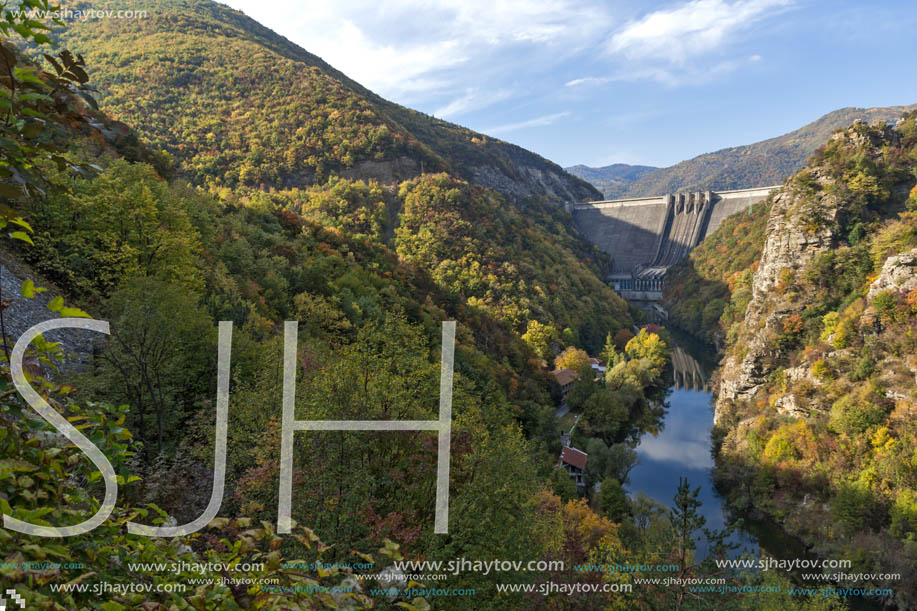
[
  {"xmin": 571, "ymin": 196, "xmax": 669, "ymax": 273},
  {"xmin": 571, "ymin": 186, "xmax": 779, "ymax": 275},
  {"xmin": 704, "ymin": 186, "xmax": 776, "ymax": 237}
]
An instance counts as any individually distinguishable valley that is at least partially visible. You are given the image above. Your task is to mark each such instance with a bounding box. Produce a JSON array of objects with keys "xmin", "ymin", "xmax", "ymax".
[{"xmin": 0, "ymin": 1, "xmax": 913, "ymax": 610}]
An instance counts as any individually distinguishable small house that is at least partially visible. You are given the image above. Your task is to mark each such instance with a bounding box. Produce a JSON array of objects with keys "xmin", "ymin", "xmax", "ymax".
[
  {"xmin": 551, "ymin": 368, "xmax": 579, "ymax": 401},
  {"xmin": 558, "ymin": 445, "xmax": 588, "ymax": 491}
]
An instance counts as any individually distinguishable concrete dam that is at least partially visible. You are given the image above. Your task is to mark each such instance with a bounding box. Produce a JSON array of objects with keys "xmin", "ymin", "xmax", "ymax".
[{"xmin": 568, "ymin": 186, "xmax": 778, "ymax": 299}]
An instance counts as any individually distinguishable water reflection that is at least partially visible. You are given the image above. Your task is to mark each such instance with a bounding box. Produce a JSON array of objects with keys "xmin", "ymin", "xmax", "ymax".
[
  {"xmin": 625, "ymin": 335, "xmax": 757, "ymax": 556},
  {"xmin": 621, "ymin": 332, "xmax": 885, "ymax": 609},
  {"xmin": 671, "ymin": 346, "xmax": 710, "ymax": 392}
]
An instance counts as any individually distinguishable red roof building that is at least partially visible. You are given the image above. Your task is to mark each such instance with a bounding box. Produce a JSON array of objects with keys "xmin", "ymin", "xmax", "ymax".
[
  {"xmin": 559, "ymin": 446, "xmax": 588, "ymax": 470},
  {"xmin": 558, "ymin": 445, "xmax": 588, "ymax": 490}
]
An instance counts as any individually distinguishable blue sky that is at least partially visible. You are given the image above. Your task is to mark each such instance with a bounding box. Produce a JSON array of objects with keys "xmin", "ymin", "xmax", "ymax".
[{"xmin": 223, "ymin": 0, "xmax": 917, "ymax": 169}]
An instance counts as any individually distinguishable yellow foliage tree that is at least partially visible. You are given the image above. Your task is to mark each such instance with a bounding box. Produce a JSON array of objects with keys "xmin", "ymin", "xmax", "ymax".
[{"xmin": 555, "ymin": 346, "xmax": 590, "ymax": 372}]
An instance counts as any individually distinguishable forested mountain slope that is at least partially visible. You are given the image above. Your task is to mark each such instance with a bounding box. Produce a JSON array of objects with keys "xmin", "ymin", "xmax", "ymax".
[
  {"xmin": 33, "ymin": 0, "xmax": 629, "ymax": 354},
  {"xmin": 582, "ymin": 105, "xmax": 917, "ymax": 198},
  {"xmin": 1, "ymin": 25, "xmax": 627, "ymax": 610},
  {"xmin": 50, "ymin": 0, "xmax": 599, "ymax": 202}
]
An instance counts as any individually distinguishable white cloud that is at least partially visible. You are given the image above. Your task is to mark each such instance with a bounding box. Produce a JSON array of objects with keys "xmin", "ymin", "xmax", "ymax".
[
  {"xmin": 223, "ymin": 0, "xmax": 612, "ymax": 106},
  {"xmin": 566, "ymin": 54, "xmax": 758, "ymax": 88},
  {"xmin": 565, "ymin": 2, "xmax": 786, "ymax": 89},
  {"xmin": 615, "ymin": 56, "xmax": 760, "ymax": 86},
  {"xmin": 608, "ymin": 0, "xmax": 792, "ymax": 65},
  {"xmin": 434, "ymin": 88, "xmax": 515, "ymax": 118},
  {"xmin": 637, "ymin": 435, "xmax": 713, "ymax": 470},
  {"xmin": 485, "ymin": 111, "xmax": 571, "ymax": 134},
  {"xmin": 564, "ymin": 76, "xmax": 611, "ymax": 88}
]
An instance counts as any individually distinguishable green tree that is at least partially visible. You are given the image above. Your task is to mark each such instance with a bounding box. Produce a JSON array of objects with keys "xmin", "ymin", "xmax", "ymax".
[
  {"xmin": 84, "ymin": 277, "xmax": 215, "ymax": 454},
  {"xmin": 31, "ymin": 160, "xmax": 202, "ymax": 297},
  {"xmin": 522, "ymin": 319, "xmax": 558, "ymax": 361},
  {"xmin": 550, "ymin": 465, "xmax": 579, "ymax": 502},
  {"xmin": 598, "ymin": 478, "xmax": 629, "ymax": 521},
  {"xmin": 672, "ymin": 477, "xmax": 705, "ymax": 578},
  {"xmin": 600, "ymin": 331, "xmax": 624, "ymax": 367},
  {"xmin": 582, "ymin": 389, "xmax": 629, "ymax": 438}
]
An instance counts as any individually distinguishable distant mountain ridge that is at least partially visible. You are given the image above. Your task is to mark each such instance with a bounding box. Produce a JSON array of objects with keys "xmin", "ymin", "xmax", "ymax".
[
  {"xmin": 565, "ymin": 163, "xmax": 658, "ymax": 198},
  {"xmin": 572, "ymin": 105, "xmax": 917, "ymax": 199}
]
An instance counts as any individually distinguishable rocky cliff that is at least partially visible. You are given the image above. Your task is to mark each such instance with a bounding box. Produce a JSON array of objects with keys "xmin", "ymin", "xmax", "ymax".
[
  {"xmin": 711, "ymin": 116, "xmax": 917, "ymax": 609},
  {"xmin": 715, "ymin": 121, "xmax": 909, "ymax": 422}
]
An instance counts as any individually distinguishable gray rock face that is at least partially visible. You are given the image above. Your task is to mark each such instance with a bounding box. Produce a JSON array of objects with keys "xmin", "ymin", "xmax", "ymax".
[
  {"xmin": 341, "ymin": 155, "xmax": 420, "ymax": 184},
  {"xmin": 713, "ymin": 124, "xmax": 908, "ymax": 424},
  {"xmin": 774, "ymin": 393, "xmax": 809, "ymax": 418},
  {"xmin": 0, "ymin": 256, "xmax": 97, "ymax": 369},
  {"xmin": 748, "ymin": 187, "xmax": 838, "ymax": 307},
  {"xmin": 471, "ymin": 162, "xmax": 596, "ymax": 203},
  {"xmin": 717, "ymin": 332, "xmax": 773, "ymax": 406},
  {"xmin": 714, "ymin": 181, "xmax": 840, "ymax": 422},
  {"xmin": 337, "ymin": 152, "xmax": 597, "ymax": 205},
  {"xmin": 867, "ymin": 247, "xmax": 917, "ymax": 299}
]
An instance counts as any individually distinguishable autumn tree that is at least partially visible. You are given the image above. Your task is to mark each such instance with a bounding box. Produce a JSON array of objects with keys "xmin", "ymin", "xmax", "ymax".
[
  {"xmin": 522, "ymin": 319, "xmax": 559, "ymax": 361},
  {"xmin": 625, "ymin": 328, "xmax": 669, "ymax": 372},
  {"xmin": 555, "ymin": 346, "xmax": 591, "ymax": 372}
]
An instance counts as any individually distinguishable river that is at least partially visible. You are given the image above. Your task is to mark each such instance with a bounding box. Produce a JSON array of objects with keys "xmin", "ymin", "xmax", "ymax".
[
  {"xmin": 624, "ymin": 330, "xmax": 758, "ymax": 557},
  {"xmin": 624, "ymin": 328, "xmax": 883, "ymax": 609}
]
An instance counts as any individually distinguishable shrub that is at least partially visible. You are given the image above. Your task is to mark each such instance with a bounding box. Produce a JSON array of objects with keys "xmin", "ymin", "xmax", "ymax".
[
  {"xmin": 820, "ymin": 311, "xmax": 840, "ymax": 342},
  {"xmin": 829, "ymin": 384, "xmax": 888, "ymax": 435},
  {"xmin": 872, "ymin": 290, "xmax": 898, "ymax": 324},
  {"xmin": 890, "ymin": 489, "xmax": 917, "ymax": 541},
  {"xmin": 831, "ymin": 481, "xmax": 880, "ymax": 532}
]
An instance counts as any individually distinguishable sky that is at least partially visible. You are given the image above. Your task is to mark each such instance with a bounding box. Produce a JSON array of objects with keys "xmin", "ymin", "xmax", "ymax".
[{"xmin": 222, "ymin": 0, "xmax": 917, "ymax": 169}]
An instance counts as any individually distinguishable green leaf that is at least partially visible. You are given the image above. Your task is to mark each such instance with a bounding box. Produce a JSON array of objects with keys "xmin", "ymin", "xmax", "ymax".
[
  {"xmin": 9, "ymin": 217, "xmax": 33, "ymax": 232},
  {"xmin": 0, "ymin": 459, "xmax": 40, "ymax": 475},
  {"xmin": 13, "ymin": 67, "xmax": 46, "ymax": 86},
  {"xmin": 10, "ymin": 230, "xmax": 33, "ymax": 245},
  {"xmin": 20, "ymin": 278, "xmax": 45, "ymax": 298},
  {"xmin": 58, "ymin": 306, "xmax": 91, "ymax": 318},
  {"xmin": 47, "ymin": 296, "xmax": 64, "ymax": 312},
  {"xmin": 17, "ymin": 92, "xmax": 53, "ymax": 104}
]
